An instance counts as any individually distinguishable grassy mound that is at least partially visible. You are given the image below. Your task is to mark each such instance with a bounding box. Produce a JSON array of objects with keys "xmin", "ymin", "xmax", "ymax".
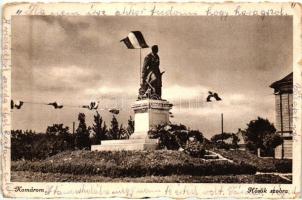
[
  {"xmin": 214, "ymin": 149, "xmax": 292, "ymax": 173},
  {"xmin": 12, "ymin": 150, "xmax": 256, "ymax": 177}
]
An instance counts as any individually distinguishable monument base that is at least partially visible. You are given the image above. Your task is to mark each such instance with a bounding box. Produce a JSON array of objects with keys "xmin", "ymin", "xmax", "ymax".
[
  {"xmin": 91, "ymin": 98, "xmax": 172, "ymax": 151},
  {"xmin": 91, "ymin": 138, "xmax": 159, "ymax": 151},
  {"xmin": 131, "ymin": 99, "xmax": 173, "ymax": 139}
]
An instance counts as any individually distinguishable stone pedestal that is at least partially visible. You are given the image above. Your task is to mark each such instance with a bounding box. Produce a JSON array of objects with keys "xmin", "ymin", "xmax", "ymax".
[
  {"xmin": 91, "ymin": 99, "xmax": 173, "ymax": 151},
  {"xmin": 131, "ymin": 99, "xmax": 173, "ymax": 139}
]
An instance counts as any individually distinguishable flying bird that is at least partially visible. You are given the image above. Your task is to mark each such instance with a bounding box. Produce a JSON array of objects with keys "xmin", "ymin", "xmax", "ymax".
[
  {"xmin": 213, "ymin": 93, "xmax": 222, "ymax": 101},
  {"xmin": 11, "ymin": 100, "xmax": 24, "ymax": 109},
  {"xmin": 48, "ymin": 102, "xmax": 63, "ymax": 109},
  {"xmin": 109, "ymin": 108, "xmax": 120, "ymax": 115},
  {"xmin": 206, "ymin": 91, "xmax": 222, "ymax": 102},
  {"xmin": 82, "ymin": 101, "xmax": 99, "ymax": 110},
  {"xmin": 89, "ymin": 101, "xmax": 99, "ymax": 110}
]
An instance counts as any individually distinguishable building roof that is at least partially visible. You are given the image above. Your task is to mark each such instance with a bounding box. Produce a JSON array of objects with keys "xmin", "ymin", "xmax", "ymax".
[{"xmin": 270, "ymin": 72, "xmax": 293, "ymax": 93}]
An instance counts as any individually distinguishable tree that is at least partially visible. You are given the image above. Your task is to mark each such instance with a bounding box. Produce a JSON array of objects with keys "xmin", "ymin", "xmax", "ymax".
[
  {"xmin": 263, "ymin": 134, "xmax": 283, "ymax": 150},
  {"xmin": 210, "ymin": 132, "xmax": 238, "ymax": 149},
  {"xmin": 91, "ymin": 111, "xmax": 108, "ymax": 144},
  {"xmin": 119, "ymin": 124, "xmax": 129, "ymax": 139},
  {"xmin": 45, "ymin": 123, "xmax": 73, "ymax": 149},
  {"xmin": 245, "ymin": 117, "xmax": 281, "ymax": 153},
  {"xmin": 126, "ymin": 116, "xmax": 135, "ymax": 136},
  {"xmin": 11, "ymin": 128, "xmax": 75, "ymax": 160},
  {"xmin": 211, "ymin": 132, "xmax": 232, "ymax": 143},
  {"xmin": 108, "ymin": 115, "xmax": 120, "ymax": 139},
  {"xmin": 46, "ymin": 124, "xmax": 69, "ymax": 137},
  {"xmin": 148, "ymin": 123, "xmax": 204, "ymax": 150},
  {"xmin": 74, "ymin": 113, "xmax": 90, "ymax": 149},
  {"xmin": 231, "ymin": 134, "xmax": 240, "ymax": 147}
]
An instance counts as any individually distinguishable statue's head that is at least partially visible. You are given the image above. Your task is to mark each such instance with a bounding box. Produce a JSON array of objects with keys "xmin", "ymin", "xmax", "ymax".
[{"xmin": 151, "ymin": 45, "xmax": 158, "ymax": 54}]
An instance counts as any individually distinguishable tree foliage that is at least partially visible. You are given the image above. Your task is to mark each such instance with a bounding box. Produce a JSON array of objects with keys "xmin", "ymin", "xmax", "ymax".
[
  {"xmin": 126, "ymin": 116, "xmax": 135, "ymax": 136},
  {"xmin": 75, "ymin": 113, "xmax": 91, "ymax": 149},
  {"xmin": 91, "ymin": 111, "xmax": 108, "ymax": 144},
  {"xmin": 11, "ymin": 128, "xmax": 75, "ymax": 161},
  {"xmin": 245, "ymin": 117, "xmax": 282, "ymax": 153},
  {"xmin": 211, "ymin": 132, "xmax": 239, "ymax": 149},
  {"xmin": 11, "ymin": 113, "xmax": 137, "ymax": 160},
  {"xmin": 148, "ymin": 123, "xmax": 204, "ymax": 150},
  {"xmin": 107, "ymin": 115, "xmax": 120, "ymax": 139}
]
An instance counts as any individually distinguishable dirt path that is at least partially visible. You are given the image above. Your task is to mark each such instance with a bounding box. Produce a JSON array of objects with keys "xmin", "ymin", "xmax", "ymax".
[{"xmin": 208, "ymin": 150, "xmax": 234, "ymax": 163}]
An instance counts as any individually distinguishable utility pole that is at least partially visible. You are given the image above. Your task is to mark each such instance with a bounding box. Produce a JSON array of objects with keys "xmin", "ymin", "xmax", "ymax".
[
  {"xmin": 73, "ymin": 121, "xmax": 75, "ymax": 134},
  {"xmin": 221, "ymin": 113, "xmax": 224, "ymax": 134},
  {"xmin": 279, "ymin": 94, "xmax": 284, "ymax": 159}
]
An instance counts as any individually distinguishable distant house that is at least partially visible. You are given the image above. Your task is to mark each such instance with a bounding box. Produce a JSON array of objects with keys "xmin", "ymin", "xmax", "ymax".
[
  {"xmin": 270, "ymin": 72, "xmax": 293, "ymax": 159},
  {"xmin": 223, "ymin": 135, "xmax": 233, "ymax": 145},
  {"xmin": 221, "ymin": 130, "xmax": 246, "ymax": 149},
  {"xmin": 236, "ymin": 128, "xmax": 246, "ymax": 150}
]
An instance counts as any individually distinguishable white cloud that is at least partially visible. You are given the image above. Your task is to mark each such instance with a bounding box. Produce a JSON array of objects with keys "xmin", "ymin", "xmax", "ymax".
[
  {"xmin": 163, "ymin": 84, "xmax": 209, "ymax": 100},
  {"xmin": 84, "ymin": 85, "xmax": 137, "ymax": 99},
  {"xmin": 33, "ymin": 65, "xmax": 94, "ymax": 87}
]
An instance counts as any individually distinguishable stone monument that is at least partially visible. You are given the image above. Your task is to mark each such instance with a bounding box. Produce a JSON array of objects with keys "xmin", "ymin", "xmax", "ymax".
[{"xmin": 91, "ymin": 45, "xmax": 173, "ymax": 151}]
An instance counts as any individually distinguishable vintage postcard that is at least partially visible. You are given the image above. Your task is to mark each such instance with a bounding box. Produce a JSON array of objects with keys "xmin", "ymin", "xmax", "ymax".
[{"xmin": 1, "ymin": 2, "xmax": 302, "ymax": 199}]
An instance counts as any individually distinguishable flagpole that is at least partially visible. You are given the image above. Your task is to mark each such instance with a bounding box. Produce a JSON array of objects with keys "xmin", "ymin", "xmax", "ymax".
[{"xmin": 140, "ymin": 48, "xmax": 142, "ymax": 85}]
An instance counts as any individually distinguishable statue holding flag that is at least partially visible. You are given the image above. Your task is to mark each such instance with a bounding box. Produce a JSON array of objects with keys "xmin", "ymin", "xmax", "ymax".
[
  {"xmin": 139, "ymin": 45, "xmax": 164, "ymax": 99},
  {"xmin": 91, "ymin": 31, "xmax": 173, "ymax": 151},
  {"xmin": 120, "ymin": 31, "xmax": 163, "ymax": 99}
]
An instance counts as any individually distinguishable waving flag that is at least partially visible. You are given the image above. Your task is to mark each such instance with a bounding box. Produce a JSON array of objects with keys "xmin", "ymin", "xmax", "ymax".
[{"xmin": 120, "ymin": 31, "xmax": 149, "ymax": 49}]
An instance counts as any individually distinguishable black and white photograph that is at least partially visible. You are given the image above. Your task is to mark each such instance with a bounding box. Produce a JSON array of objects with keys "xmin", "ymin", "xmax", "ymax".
[{"xmin": 2, "ymin": 2, "xmax": 301, "ymax": 199}]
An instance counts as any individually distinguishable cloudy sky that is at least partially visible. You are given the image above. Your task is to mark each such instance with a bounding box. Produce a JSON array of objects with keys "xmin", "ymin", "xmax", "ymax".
[{"xmin": 12, "ymin": 16, "xmax": 292, "ymax": 138}]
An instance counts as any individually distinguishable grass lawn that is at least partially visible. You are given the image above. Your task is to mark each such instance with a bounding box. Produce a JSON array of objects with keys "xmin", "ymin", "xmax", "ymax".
[
  {"xmin": 11, "ymin": 171, "xmax": 291, "ymax": 183},
  {"xmin": 11, "ymin": 150, "xmax": 255, "ymax": 178},
  {"xmin": 11, "ymin": 149, "xmax": 291, "ymax": 183}
]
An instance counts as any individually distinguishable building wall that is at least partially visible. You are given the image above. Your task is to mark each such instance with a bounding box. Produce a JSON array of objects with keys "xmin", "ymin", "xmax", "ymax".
[
  {"xmin": 274, "ymin": 93, "xmax": 293, "ymax": 134},
  {"xmin": 274, "ymin": 93, "xmax": 293, "ymax": 159},
  {"xmin": 275, "ymin": 139, "xmax": 292, "ymax": 159}
]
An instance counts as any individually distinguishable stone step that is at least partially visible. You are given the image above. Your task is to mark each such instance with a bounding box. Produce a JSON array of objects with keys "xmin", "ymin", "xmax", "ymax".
[
  {"xmin": 91, "ymin": 139, "xmax": 159, "ymax": 151},
  {"xmin": 100, "ymin": 138, "xmax": 158, "ymax": 145},
  {"xmin": 204, "ymin": 155, "xmax": 219, "ymax": 159}
]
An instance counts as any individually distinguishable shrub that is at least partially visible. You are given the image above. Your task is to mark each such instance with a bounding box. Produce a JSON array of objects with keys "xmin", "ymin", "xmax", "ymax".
[
  {"xmin": 184, "ymin": 140, "xmax": 206, "ymax": 158},
  {"xmin": 211, "ymin": 132, "xmax": 239, "ymax": 150},
  {"xmin": 148, "ymin": 123, "xmax": 204, "ymax": 151},
  {"xmin": 274, "ymin": 159, "xmax": 292, "ymax": 173},
  {"xmin": 11, "ymin": 130, "xmax": 75, "ymax": 161}
]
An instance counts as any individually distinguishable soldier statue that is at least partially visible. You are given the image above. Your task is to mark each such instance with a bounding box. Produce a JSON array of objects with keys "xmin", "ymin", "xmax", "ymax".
[{"xmin": 139, "ymin": 45, "xmax": 164, "ymax": 99}]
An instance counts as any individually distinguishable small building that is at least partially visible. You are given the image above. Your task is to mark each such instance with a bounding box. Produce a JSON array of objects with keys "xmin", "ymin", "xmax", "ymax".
[
  {"xmin": 223, "ymin": 136, "xmax": 233, "ymax": 145},
  {"xmin": 236, "ymin": 128, "xmax": 247, "ymax": 150},
  {"xmin": 270, "ymin": 72, "xmax": 293, "ymax": 159}
]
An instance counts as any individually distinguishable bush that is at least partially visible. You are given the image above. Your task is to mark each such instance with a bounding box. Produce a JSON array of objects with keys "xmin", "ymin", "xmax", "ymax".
[
  {"xmin": 211, "ymin": 132, "xmax": 239, "ymax": 150},
  {"xmin": 274, "ymin": 160, "xmax": 292, "ymax": 173},
  {"xmin": 11, "ymin": 130, "xmax": 75, "ymax": 161},
  {"xmin": 148, "ymin": 123, "xmax": 204, "ymax": 151},
  {"xmin": 184, "ymin": 140, "xmax": 206, "ymax": 158}
]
